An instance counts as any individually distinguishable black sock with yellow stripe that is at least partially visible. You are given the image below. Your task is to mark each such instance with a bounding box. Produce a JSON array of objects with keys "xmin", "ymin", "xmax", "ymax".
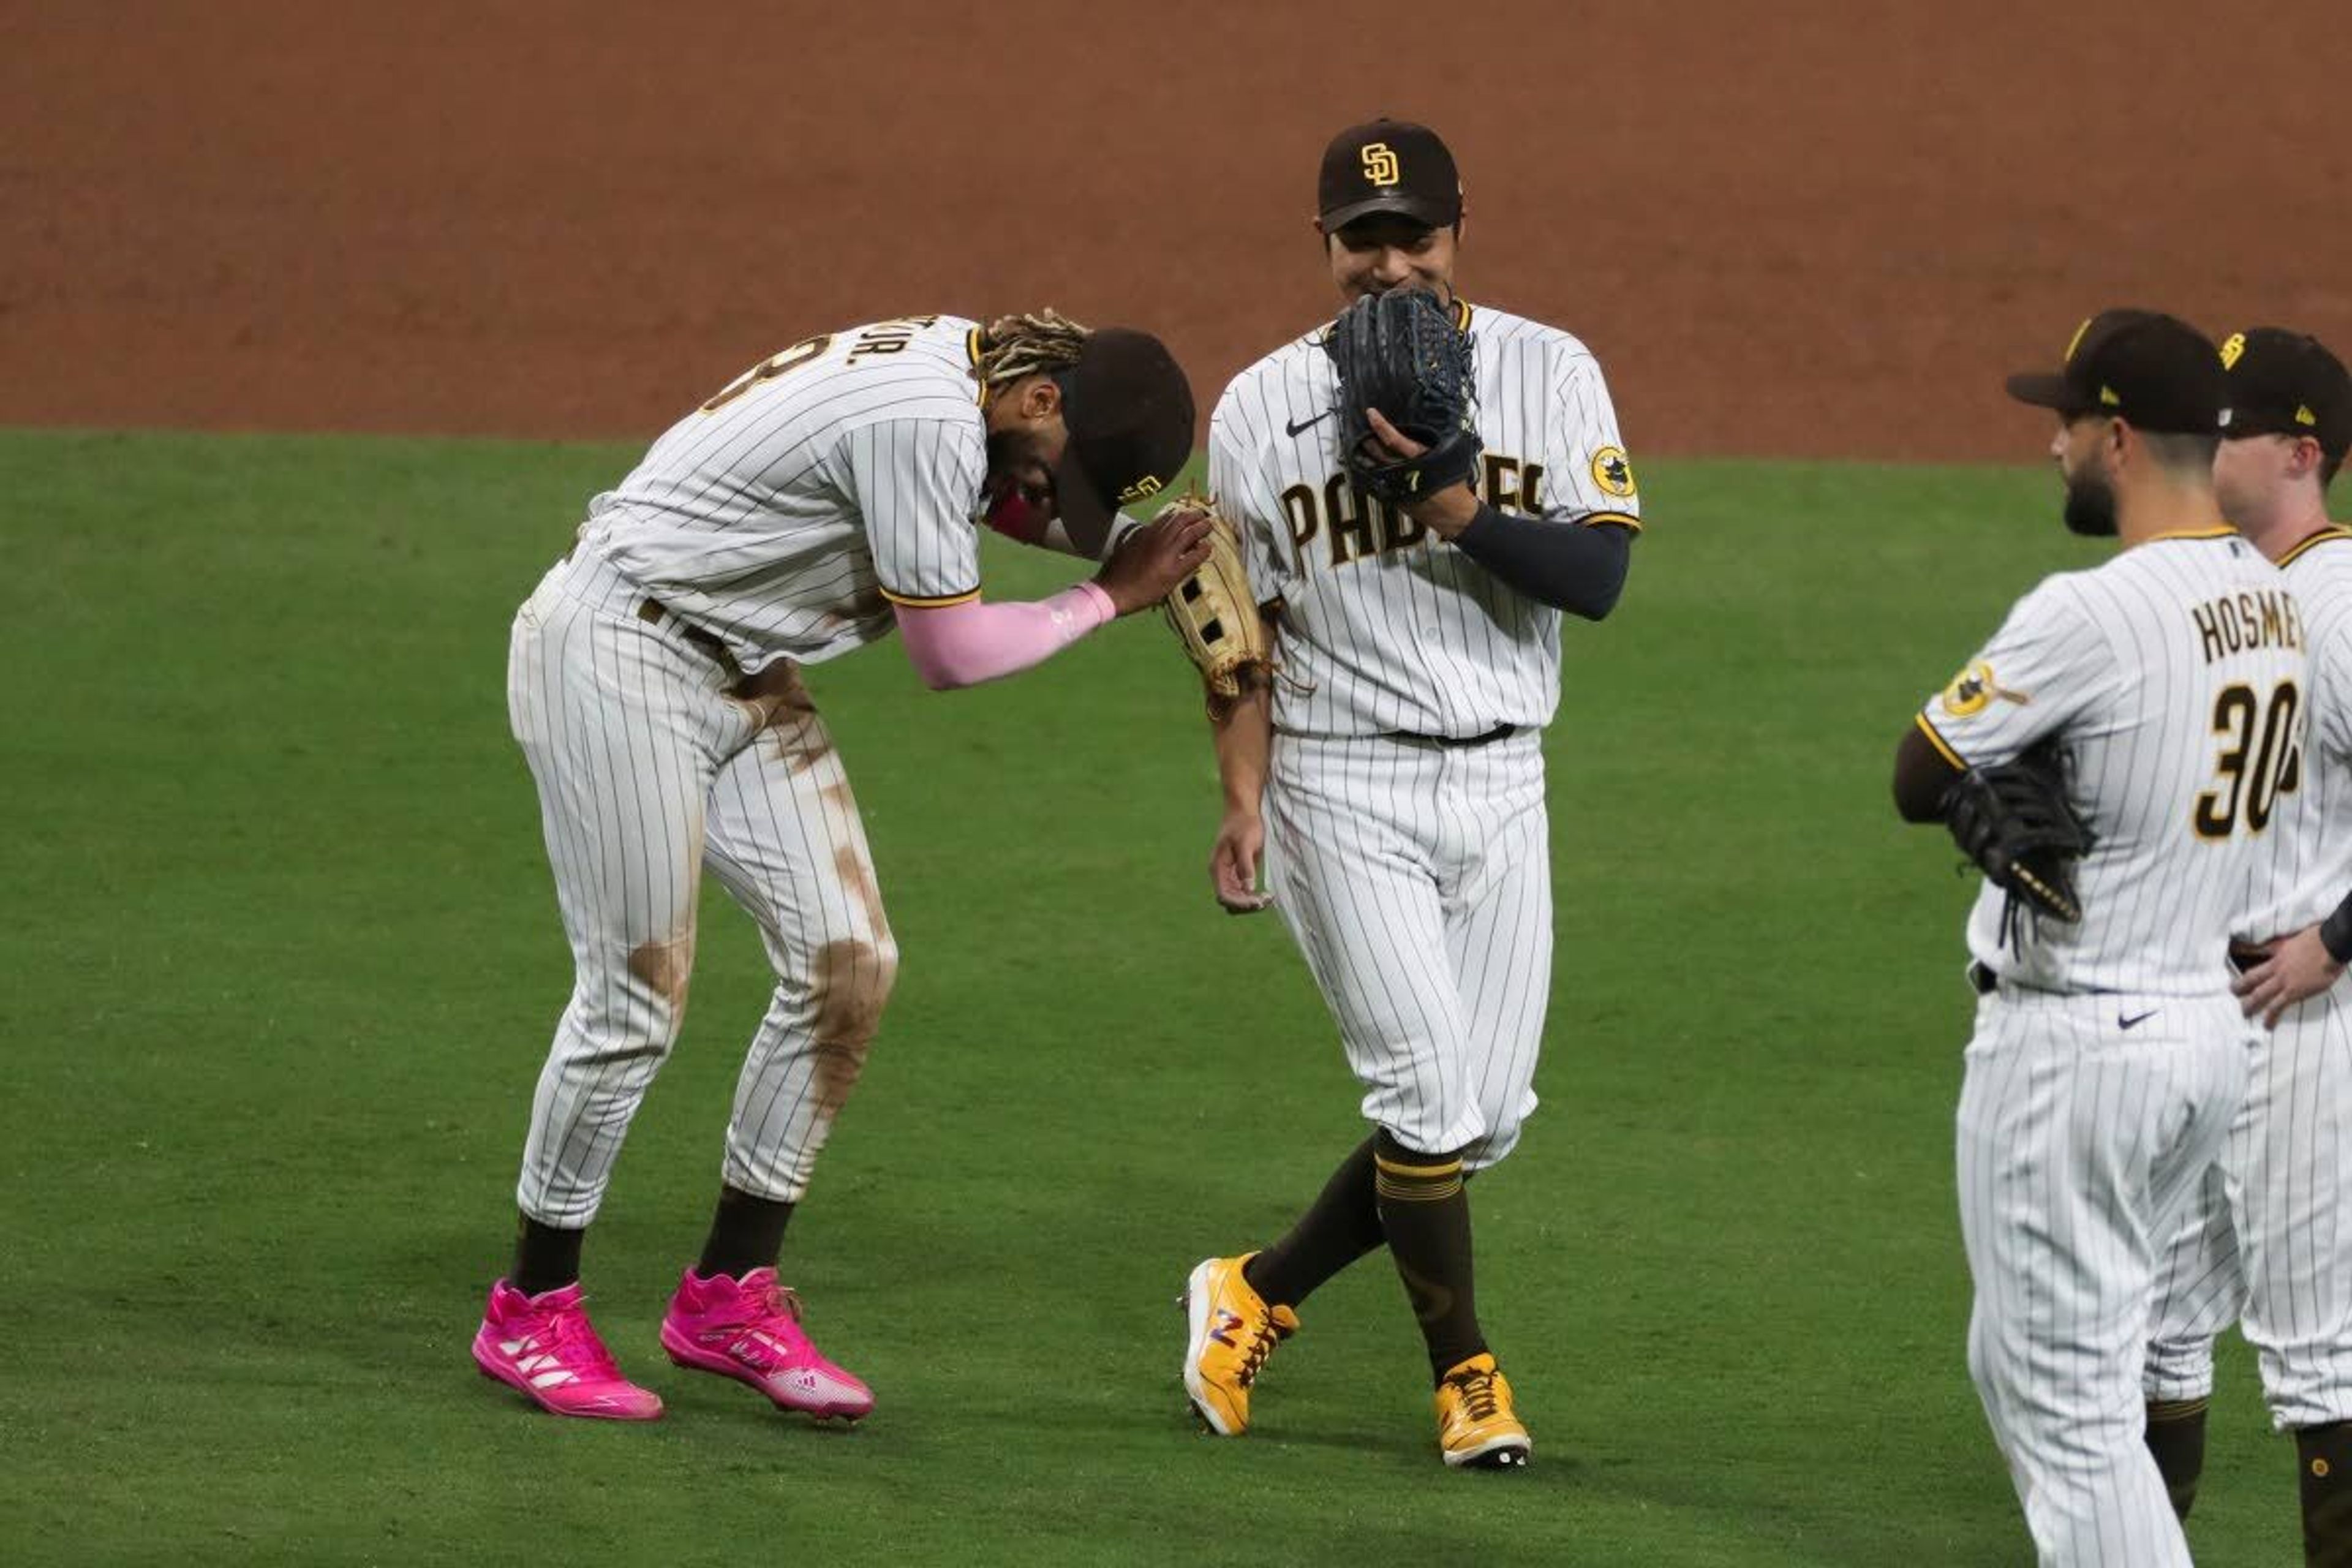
[
  {"xmin": 2299, "ymin": 1420, "xmax": 2352, "ymax": 1566},
  {"xmin": 2143, "ymin": 1398, "xmax": 2207, "ymax": 1520},
  {"xmin": 1243, "ymin": 1135, "xmax": 1383, "ymax": 1309},
  {"xmin": 1371, "ymin": 1129, "xmax": 1486, "ymax": 1383}
]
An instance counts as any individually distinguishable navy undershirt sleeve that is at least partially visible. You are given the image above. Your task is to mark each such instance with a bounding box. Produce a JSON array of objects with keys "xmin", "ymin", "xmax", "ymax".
[
  {"xmin": 2321, "ymin": 890, "xmax": 2352, "ymax": 965},
  {"xmin": 1449, "ymin": 502, "xmax": 1633, "ymax": 619}
]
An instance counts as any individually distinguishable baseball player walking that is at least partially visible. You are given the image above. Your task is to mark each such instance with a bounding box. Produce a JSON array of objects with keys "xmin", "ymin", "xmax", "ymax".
[
  {"xmin": 2143, "ymin": 328, "xmax": 2352, "ymax": 1564},
  {"xmin": 473, "ymin": 312, "xmax": 1210, "ymax": 1422},
  {"xmin": 1177, "ymin": 119, "xmax": 1641, "ymax": 1469},
  {"xmin": 1896, "ymin": 309, "xmax": 2305, "ymax": 1566}
]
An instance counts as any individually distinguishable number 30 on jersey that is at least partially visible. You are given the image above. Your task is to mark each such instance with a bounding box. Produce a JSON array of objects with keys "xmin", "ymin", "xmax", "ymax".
[{"xmin": 2194, "ymin": 680, "xmax": 2302, "ymax": 838}]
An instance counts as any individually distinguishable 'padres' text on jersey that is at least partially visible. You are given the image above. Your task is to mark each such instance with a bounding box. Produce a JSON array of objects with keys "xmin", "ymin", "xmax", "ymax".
[
  {"xmin": 581, "ymin": 315, "xmax": 990, "ymax": 672},
  {"xmin": 2237, "ymin": 527, "xmax": 2352, "ymax": 941},
  {"xmin": 1210, "ymin": 300, "xmax": 1639, "ymax": 737},
  {"xmin": 1918, "ymin": 530, "xmax": 2309, "ymax": 995}
]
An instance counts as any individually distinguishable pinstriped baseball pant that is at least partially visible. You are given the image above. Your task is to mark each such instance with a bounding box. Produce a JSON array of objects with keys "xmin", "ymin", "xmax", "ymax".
[
  {"xmin": 2148, "ymin": 982, "xmax": 2352, "ymax": 1431},
  {"xmin": 505, "ymin": 551, "xmax": 897, "ymax": 1227},
  {"xmin": 1957, "ymin": 986, "xmax": 2247, "ymax": 1567},
  {"xmin": 1264, "ymin": 729, "xmax": 1551, "ymax": 1169}
]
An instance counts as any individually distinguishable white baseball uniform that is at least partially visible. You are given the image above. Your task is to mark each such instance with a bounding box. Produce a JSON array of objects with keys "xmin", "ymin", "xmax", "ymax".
[
  {"xmin": 1210, "ymin": 298, "xmax": 1639, "ymax": 1167},
  {"xmin": 2149, "ymin": 524, "xmax": 2352, "ymax": 1434},
  {"xmin": 507, "ymin": 314, "xmax": 995, "ymax": 1226},
  {"xmin": 1918, "ymin": 529, "xmax": 2304, "ymax": 1566}
]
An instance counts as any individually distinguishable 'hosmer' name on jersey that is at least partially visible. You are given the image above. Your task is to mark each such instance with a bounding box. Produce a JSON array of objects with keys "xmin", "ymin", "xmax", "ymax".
[
  {"xmin": 580, "ymin": 315, "xmax": 992, "ymax": 673},
  {"xmin": 1917, "ymin": 529, "xmax": 2309, "ymax": 995},
  {"xmin": 1210, "ymin": 299, "xmax": 1640, "ymax": 738}
]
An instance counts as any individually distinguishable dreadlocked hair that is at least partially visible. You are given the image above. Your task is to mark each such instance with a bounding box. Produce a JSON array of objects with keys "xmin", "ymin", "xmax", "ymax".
[{"xmin": 977, "ymin": 310, "xmax": 1091, "ymax": 396}]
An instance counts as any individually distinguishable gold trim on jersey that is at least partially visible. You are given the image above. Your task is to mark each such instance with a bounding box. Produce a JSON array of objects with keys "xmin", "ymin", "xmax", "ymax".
[
  {"xmin": 2279, "ymin": 526, "xmax": 2352, "ymax": 567},
  {"xmin": 2146, "ymin": 526, "xmax": 2238, "ymax": 543},
  {"xmin": 965, "ymin": 327, "xmax": 988, "ymax": 408},
  {"xmin": 1578, "ymin": 510, "xmax": 1642, "ymax": 532},
  {"xmin": 1452, "ymin": 297, "xmax": 1474, "ymax": 332},
  {"xmin": 1915, "ymin": 713, "xmax": 1967, "ymax": 771},
  {"xmin": 879, "ymin": 584, "xmax": 982, "ymax": 608}
]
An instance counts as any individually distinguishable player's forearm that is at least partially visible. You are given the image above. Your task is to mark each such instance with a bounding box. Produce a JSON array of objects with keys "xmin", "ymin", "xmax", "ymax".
[
  {"xmin": 1447, "ymin": 504, "xmax": 1633, "ymax": 619},
  {"xmin": 891, "ymin": 584, "xmax": 1115, "ymax": 690},
  {"xmin": 1212, "ymin": 676, "xmax": 1275, "ymax": 813}
]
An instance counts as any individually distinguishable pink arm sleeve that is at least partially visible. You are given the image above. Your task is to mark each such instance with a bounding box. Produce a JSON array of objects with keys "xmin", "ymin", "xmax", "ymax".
[{"xmin": 892, "ymin": 581, "xmax": 1117, "ymax": 690}]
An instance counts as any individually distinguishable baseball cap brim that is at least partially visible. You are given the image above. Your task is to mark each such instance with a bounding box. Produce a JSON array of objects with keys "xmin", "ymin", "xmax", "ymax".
[
  {"xmin": 2004, "ymin": 371, "xmax": 2079, "ymax": 412},
  {"xmin": 2220, "ymin": 415, "xmax": 2313, "ymax": 441},
  {"xmin": 1322, "ymin": 193, "xmax": 1458, "ymax": 232},
  {"xmin": 1053, "ymin": 447, "xmax": 1119, "ymax": 558}
]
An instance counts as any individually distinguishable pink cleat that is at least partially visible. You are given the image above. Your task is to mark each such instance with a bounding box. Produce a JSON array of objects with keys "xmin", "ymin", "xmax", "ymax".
[
  {"xmin": 471, "ymin": 1280, "xmax": 664, "ymax": 1420},
  {"xmin": 660, "ymin": 1267, "xmax": 874, "ymax": 1421}
]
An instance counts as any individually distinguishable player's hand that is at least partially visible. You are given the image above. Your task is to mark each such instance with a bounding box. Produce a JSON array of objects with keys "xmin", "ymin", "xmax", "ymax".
[
  {"xmin": 1093, "ymin": 508, "xmax": 1213, "ymax": 615},
  {"xmin": 2232, "ymin": 925, "xmax": 2346, "ymax": 1028},
  {"xmin": 1210, "ymin": 810, "xmax": 1273, "ymax": 914},
  {"xmin": 1362, "ymin": 409, "xmax": 1478, "ymax": 536}
]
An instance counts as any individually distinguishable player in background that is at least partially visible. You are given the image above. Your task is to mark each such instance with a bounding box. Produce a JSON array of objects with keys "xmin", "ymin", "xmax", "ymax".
[
  {"xmin": 1893, "ymin": 309, "xmax": 2302, "ymax": 1566},
  {"xmin": 475, "ymin": 312, "xmax": 1210, "ymax": 1423},
  {"xmin": 1179, "ymin": 119, "xmax": 1640, "ymax": 1469},
  {"xmin": 2143, "ymin": 329, "xmax": 2352, "ymax": 1565}
]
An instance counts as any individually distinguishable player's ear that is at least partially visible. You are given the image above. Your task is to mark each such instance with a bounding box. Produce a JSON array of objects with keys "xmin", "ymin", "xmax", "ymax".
[
  {"xmin": 1017, "ymin": 374, "xmax": 1062, "ymax": 424},
  {"xmin": 2105, "ymin": 418, "xmax": 2133, "ymax": 468},
  {"xmin": 2293, "ymin": 435, "xmax": 2324, "ymax": 482}
]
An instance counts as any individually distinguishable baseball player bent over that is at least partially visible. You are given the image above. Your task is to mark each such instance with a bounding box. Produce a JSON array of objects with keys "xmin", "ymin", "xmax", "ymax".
[
  {"xmin": 1895, "ymin": 309, "xmax": 2304, "ymax": 1566},
  {"xmin": 473, "ymin": 312, "xmax": 1209, "ymax": 1422},
  {"xmin": 1177, "ymin": 119, "xmax": 1640, "ymax": 1469},
  {"xmin": 2143, "ymin": 328, "xmax": 2352, "ymax": 1564}
]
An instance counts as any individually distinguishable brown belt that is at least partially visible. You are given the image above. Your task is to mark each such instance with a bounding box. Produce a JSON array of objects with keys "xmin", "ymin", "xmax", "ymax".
[{"xmin": 636, "ymin": 597, "xmax": 739, "ymax": 677}]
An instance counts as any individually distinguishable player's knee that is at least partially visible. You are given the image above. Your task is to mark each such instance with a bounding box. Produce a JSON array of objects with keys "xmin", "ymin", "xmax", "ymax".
[
  {"xmin": 802, "ymin": 937, "xmax": 897, "ymax": 1109},
  {"xmin": 2143, "ymin": 1335, "xmax": 2218, "ymax": 1403},
  {"xmin": 563, "ymin": 935, "xmax": 696, "ymax": 1058},
  {"xmin": 623, "ymin": 929, "xmax": 697, "ymax": 1027},
  {"xmin": 1462, "ymin": 1120, "xmax": 1523, "ymax": 1172}
]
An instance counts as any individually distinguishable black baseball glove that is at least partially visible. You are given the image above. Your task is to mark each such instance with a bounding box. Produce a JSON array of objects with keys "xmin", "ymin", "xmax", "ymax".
[
  {"xmin": 1322, "ymin": 288, "xmax": 1482, "ymax": 506},
  {"xmin": 1942, "ymin": 742, "xmax": 2094, "ymax": 944}
]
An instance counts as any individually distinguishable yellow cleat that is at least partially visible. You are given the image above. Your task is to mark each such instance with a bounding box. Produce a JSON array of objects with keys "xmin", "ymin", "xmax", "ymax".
[
  {"xmin": 1436, "ymin": 1353, "xmax": 1532, "ymax": 1469},
  {"xmin": 1181, "ymin": 1254, "xmax": 1299, "ymax": 1436}
]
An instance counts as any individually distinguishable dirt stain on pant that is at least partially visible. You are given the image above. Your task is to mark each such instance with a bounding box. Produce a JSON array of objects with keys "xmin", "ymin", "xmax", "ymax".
[
  {"xmin": 807, "ymin": 935, "xmax": 897, "ymax": 1119},
  {"xmin": 628, "ymin": 927, "xmax": 697, "ymax": 1031},
  {"xmin": 731, "ymin": 663, "xmax": 827, "ymax": 773}
]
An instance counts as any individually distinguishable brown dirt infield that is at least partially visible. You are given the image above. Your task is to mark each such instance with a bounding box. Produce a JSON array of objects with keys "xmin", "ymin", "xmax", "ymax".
[{"xmin": 2, "ymin": 2, "xmax": 2345, "ymax": 462}]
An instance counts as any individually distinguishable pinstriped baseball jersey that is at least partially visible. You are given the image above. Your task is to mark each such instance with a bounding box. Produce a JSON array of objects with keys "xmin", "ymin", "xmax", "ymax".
[
  {"xmin": 2237, "ymin": 527, "xmax": 2352, "ymax": 941},
  {"xmin": 1917, "ymin": 530, "xmax": 2308, "ymax": 995},
  {"xmin": 1209, "ymin": 299, "xmax": 1639, "ymax": 738},
  {"xmin": 581, "ymin": 314, "xmax": 989, "ymax": 673}
]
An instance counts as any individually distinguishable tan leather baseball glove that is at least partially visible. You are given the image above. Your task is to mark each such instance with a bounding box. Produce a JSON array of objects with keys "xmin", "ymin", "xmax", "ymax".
[{"xmin": 1156, "ymin": 492, "xmax": 1274, "ymax": 718}]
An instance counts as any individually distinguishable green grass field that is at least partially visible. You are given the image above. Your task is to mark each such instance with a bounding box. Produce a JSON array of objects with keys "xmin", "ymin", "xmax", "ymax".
[{"xmin": 0, "ymin": 430, "xmax": 2300, "ymax": 1564}]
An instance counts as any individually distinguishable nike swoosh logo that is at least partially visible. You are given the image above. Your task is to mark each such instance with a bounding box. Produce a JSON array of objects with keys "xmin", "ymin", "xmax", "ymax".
[
  {"xmin": 1286, "ymin": 410, "xmax": 1335, "ymax": 438},
  {"xmin": 2119, "ymin": 1009, "xmax": 2159, "ymax": 1030}
]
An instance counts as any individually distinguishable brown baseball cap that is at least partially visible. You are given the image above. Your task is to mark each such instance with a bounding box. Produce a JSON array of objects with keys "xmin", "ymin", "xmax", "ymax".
[
  {"xmin": 2006, "ymin": 309, "xmax": 2228, "ymax": 435},
  {"xmin": 1317, "ymin": 119, "xmax": 1462, "ymax": 231},
  {"xmin": 2219, "ymin": 326, "xmax": 2351, "ymax": 462},
  {"xmin": 1052, "ymin": 328, "xmax": 1194, "ymax": 555}
]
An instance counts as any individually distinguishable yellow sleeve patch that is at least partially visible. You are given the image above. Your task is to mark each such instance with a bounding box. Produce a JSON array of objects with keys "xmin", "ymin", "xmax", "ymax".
[
  {"xmin": 1589, "ymin": 446, "xmax": 1637, "ymax": 499},
  {"xmin": 1941, "ymin": 663, "xmax": 1996, "ymax": 718}
]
